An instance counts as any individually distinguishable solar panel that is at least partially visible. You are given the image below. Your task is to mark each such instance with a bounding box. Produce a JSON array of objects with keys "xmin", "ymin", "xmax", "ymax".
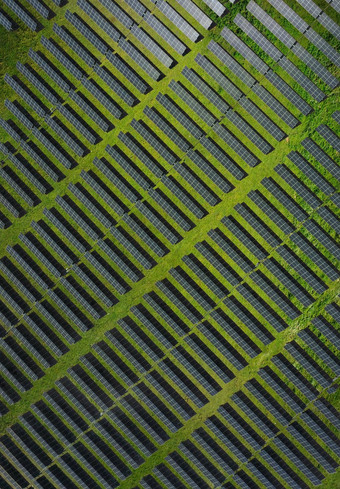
[
  {"xmin": 299, "ymin": 329, "xmax": 339, "ymax": 375},
  {"xmin": 50, "ymin": 288, "xmax": 93, "ymax": 330},
  {"xmin": 32, "ymin": 127, "xmax": 74, "ymax": 169},
  {"xmin": 156, "ymin": 93, "xmax": 204, "ymax": 139},
  {"xmin": 74, "ymin": 265, "xmax": 116, "ymax": 307},
  {"xmin": 225, "ymin": 109, "xmax": 273, "ymax": 153},
  {"xmin": 29, "ymin": 48, "xmax": 73, "ymax": 93},
  {"xmin": 249, "ymin": 189, "xmax": 294, "ymax": 235},
  {"xmin": 56, "ymin": 195, "xmax": 102, "ymax": 240},
  {"xmin": 271, "ymin": 355, "xmax": 318, "ymax": 399},
  {"xmin": 136, "ymin": 201, "xmax": 180, "ymax": 245},
  {"xmin": 195, "ymin": 241, "xmax": 240, "ymax": 287},
  {"xmin": 175, "ymin": 162, "xmax": 219, "ymax": 206},
  {"xmin": 275, "ymin": 164, "xmax": 322, "ymax": 208},
  {"xmin": 68, "ymin": 90, "xmax": 110, "ymax": 131},
  {"xmin": 318, "ymin": 205, "xmax": 340, "ymax": 234},
  {"xmin": 301, "ymin": 138, "xmax": 339, "ymax": 178},
  {"xmin": 316, "ymin": 124, "xmax": 340, "ymax": 151},
  {"xmin": 157, "ymin": 0, "xmax": 200, "ymax": 43},
  {"xmin": 106, "ymin": 145, "xmax": 151, "ymax": 190},
  {"xmin": 93, "ymin": 63, "xmax": 136, "ymax": 106},
  {"xmin": 209, "ymin": 228, "xmax": 253, "ymax": 272},
  {"xmin": 24, "ymin": 313, "xmax": 69, "ymax": 354},
  {"xmin": 130, "ymin": 119, "xmax": 178, "ymax": 165},
  {"xmin": 251, "ymin": 82, "xmax": 299, "ymax": 128},
  {"xmin": 182, "ymin": 66, "xmax": 228, "ymax": 115},
  {"xmin": 186, "ymin": 149, "xmax": 233, "ymax": 193},
  {"xmin": 46, "ymin": 117, "xmax": 86, "ymax": 157},
  {"xmin": 98, "ymin": 0, "xmax": 134, "ymax": 28},
  {"xmin": 239, "ymin": 97, "xmax": 285, "ymax": 140},
  {"xmin": 80, "ymin": 170, "xmax": 126, "ymax": 216},
  {"xmin": 222, "ymin": 215, "xmax": 267, "ymax": 259},
  {"xmin": 278, "ymin": 56, "xmax": 325, "ymax": 101},
  {"xmin": 291, "ymin": 42, "xmax": 338, "ymax": 89},
  {"xmin": 3, "ymin": 0, "xmax": 38, "ymax": 30},
  {"xmin": 53, "ymin": 23, "xmax": 98, "ymax": 68},
  {"xmin": 276, "ymin": 245, "xmax": 326, "ymax": 294},
  {"xmin": 260, "ymin": 447, "xmax": 303, "ymax": 488},
  {"xmin": 169, "ymin": 80, "xmax": 216, "ymax": 127},
  {"xmin": 16, "ymin": 62, "xmax": 59, "ymax": 105},
  {"xmin": 287, "ymin": 151, "xmax": 335, "ymax": 195},
  {"xmin": 0, "ymin": 116, "xmax": 22, "ymax": 143},
  {"xmin": 144, "ymin": 106, "xmax": 192, "ymax": 152},
  {"xmin": 234, "ymin": 13, "xmax": 282, "ymax": 62},
  {"xmin": 1, "ymin": 144, "xmax": 50, "ymax": 194},
  {"xmin": 131, "ymin": 25, "xmax": 174, "ymax": 68},
  {"xmin": 4, "ymin": 74, "xmax": 48, "ymax": 117},
  {"xmin": 287, "ymin": 421, "xmax": 336, "ymax": 473},
  {"xmin": 202, "ymin": 0, "xmax": 226, "ymax": 16},
  {"xmin": 144, "ymin": 11, "xmax": 187, "ymax": 55},
  {"xmin": 225, "ymin": 295, "xmax": 273, "ymax": 344},
  {"xmin": 273, "ymin": 436, "xmax": 322, "ymax": 485},
  {"xmin": 0, "ymin": 283, "xmax": 26, "ymax": 316},
  {"xmin": 290, "ymin": 230, "xmax": 338, "ymax": 281},
  {"xmin": 58, "ymin": 104, "xmax": 98, "ymax": 145},
  {"xmin": 77, "ymin": 0, "xmax": 120, "ymax": 43},
  {"xmin": 266, "ymin": 0, "xmax": 308, "ymax": 32},
  {"xmin": 124, "ymin": 0, "xmax": 146, "ymax": 16},
  {"xmin": 162, "ymin": 176, "xmax": 205, "ymax": 218},
  {"xmin": 69, "ymin": 183, "xmax": 113, "ymax": 230},
  {"xmin": 265, "ymin": 70, "xmax": 313, "ymax": 115},
  {"xmin": 205, "ymin": 417, "xmax": 248, "ymax": 463},
  {"xmin": 94, "ymin": 157, "xmax": 139, "ymax": 203},
  {"xmin": 170, "ymin": 267, "xmax": 215, "ymax": 311},
  {"xmin": 247, "ymin": 1, "xmax": 295, "ymax": 47},
  {"xmin": 1, "ymin": 166, "xmax": 36, "ymax": 206},
  {"xmin": 149, "ymin": 188, "xmax": 192, "ymax": 232},
  {"xmin": 7, "ymin": 245, "xmax": 51, "ymax": 290},
  {"xmin": 0, "ymin": 9, "xmax": 14, "ymax": 31},
  {"xmin": 215, "ymin": 123, "xmax": 260, "ymax": 167},
  {"xmin": 167, "ymin": 451, "xmax": 210, "ymax": 488},
  {"xmin": 41, "ymin": 36, "xmax": 86, "ymax": 81},
  {"xmin": 175, "ymin": 0, "xmax": 212, "ymax": 29},
  {"xmin": 332, "ymin": 110, "xmax": 340, "ymax": 124},
  {"xmin": 43, "ymin": 209, "xmax": 86, "ymax": 253},
  {"xmin": 123, "ymin": 214, "xmax": 166, "ymax": 257},
  {"xmin": 19, "ymin": 233, "xmax": 61, "ymax": 277},
  {"xmin": 0, "ymin": 186, "xmax": 25, "ymax": 218},
  {"xmin": 221, "ymin": 27, "xmax": 268, "ymax": 74},
  {"xmin": 304, "ymin": 27, "xmax": 340, "ymax": 66},
  {"xmin": 296, "ymin": 0, "xmax": 322, "ymax": 17},
  {"xmin": 157, "ymin": 279, "xmax": 202, "ymax": 323},
  {"xmin": 191, "ymin": 429, "xmax": 236, "ymax": 473},
  {"xmin": 118, "ymin": 37, "xmax": 162, "ymax": 81},
  {"xmin": 118, "ymin": 132, "xmax": 164, "ymax": 178},
  {"xmin": 252, "ymin": 269, "xmax": 300, "ymax": 318},
  {"xmin": 261, "ymin": 177, "xmax": 308, "ymax": 221},
  {"xmin": 153, "ymin": 465, "xmax": 183, "ymax": 489},
  {"xmin": 65, "ymin": 10, "xmax": 109, "ymax": 56},
  {"xmin": 256, "ymin": 369, "xmax": 301, "ymax": 415},
  {"xmin": 37, "ymin": 301, "xmax": 80, "ymax": 344}
]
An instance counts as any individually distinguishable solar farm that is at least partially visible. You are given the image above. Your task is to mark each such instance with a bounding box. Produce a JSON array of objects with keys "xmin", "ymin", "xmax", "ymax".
[{"xmin": 0, "ymin": 0, "xmax": 339, "ymax": 487}]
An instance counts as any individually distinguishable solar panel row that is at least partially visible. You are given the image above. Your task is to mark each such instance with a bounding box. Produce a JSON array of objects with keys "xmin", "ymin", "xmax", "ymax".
[
  {"xmin": 0, "ymin": 9, "xmax": 15, "ymax": 31},
  {"xmin": 2, "ymin": 0, "xmax": 39, "ymax": 31}
]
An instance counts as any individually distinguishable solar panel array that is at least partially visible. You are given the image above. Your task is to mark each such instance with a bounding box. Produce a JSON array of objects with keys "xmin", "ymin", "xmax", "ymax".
[{"xmin": 0, "ymin": 0, "xmax": 339, "ymax": 488}]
